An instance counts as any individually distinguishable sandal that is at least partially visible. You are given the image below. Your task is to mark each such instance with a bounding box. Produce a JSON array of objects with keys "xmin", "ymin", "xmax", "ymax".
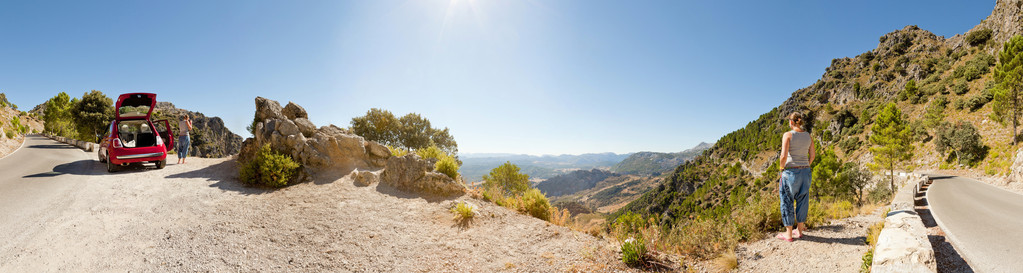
[
  {"xmin": 792, "ymin": 230, "xmax": 802, "ymax": 239},
  {"xmin": 776, "ymin": 233, "xmax": 793, "ymax": 242}
]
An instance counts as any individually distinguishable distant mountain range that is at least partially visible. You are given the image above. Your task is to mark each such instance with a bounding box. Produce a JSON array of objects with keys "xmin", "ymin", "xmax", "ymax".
[
  {"xmin": 459, "ymin": 152, "xmax": 632, "ymax": 182},
  {"xmin": 610, "ymin": 142, "xmax": 714, "ymax": 175}
]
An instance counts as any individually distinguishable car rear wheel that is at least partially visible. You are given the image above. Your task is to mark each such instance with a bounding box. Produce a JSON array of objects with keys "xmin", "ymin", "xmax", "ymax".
[
  {"xmin": 155, "ymin": 160, "xmax": 166, "ymax": 169},
  {"xmin": 106, "ymin": 158, "xmax": 118, "ymax": 173}
]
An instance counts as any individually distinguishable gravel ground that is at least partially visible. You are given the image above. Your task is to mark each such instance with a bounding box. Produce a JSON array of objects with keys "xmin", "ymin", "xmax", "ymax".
[
  {"xmin": 2, "ymin": 156, "xmax": 642, "ymax": 272},
  {"xmin": 712, "ymin": 208, "xmax": 884, "ymax": 273}
]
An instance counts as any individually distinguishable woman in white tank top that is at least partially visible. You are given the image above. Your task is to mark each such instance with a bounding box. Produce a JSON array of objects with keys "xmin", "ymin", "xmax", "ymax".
[{"xmin": 776, "ymin": 112, "xmax": 815, "ymax": 242}]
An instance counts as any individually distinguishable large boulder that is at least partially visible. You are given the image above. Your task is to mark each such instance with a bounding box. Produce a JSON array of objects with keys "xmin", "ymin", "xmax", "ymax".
[
  {"xmin": 352, "ymin": 170, "xmax": 380, "ymax": 187},
  {"xmin": 283, "ymin": 102, "xmax": 308, "ymax": 120},
  {"xmin": 255, "ymin": 97, "xmax": 286, "ymax": 121},
  {"xmin": 380, "ymin": 155, "xmax": 465, "ymax": 197},
  {"xmin": 294, "ymin": 118, "xmax": 316, "ymax": 138}
]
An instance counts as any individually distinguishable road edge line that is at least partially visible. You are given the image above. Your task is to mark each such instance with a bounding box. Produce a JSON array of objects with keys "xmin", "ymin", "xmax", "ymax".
[
  {"xmin": 925, "ymin": 175, "xmax": 980, "ymax": 271},
  {"xmin": 0, "ymin": 133, "xmax": 29, "ymax": 162}
]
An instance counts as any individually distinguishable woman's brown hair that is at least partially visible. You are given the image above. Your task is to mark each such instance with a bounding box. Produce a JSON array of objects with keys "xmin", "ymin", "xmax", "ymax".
[{"xmin": 788, "ymin": 112, "xmax": 804, "ymax": 127}]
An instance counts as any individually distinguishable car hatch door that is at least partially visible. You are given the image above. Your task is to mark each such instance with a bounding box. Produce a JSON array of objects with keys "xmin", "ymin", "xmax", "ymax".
[{"xmin": 155, "ymin": 119, "xmax": 174, "ymax": 151}]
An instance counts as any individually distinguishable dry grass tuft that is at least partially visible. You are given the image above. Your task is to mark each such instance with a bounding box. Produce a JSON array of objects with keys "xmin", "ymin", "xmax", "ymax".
[{"xmin": 713, "ymin": 250, "xmax": 738, "ymax": 272}]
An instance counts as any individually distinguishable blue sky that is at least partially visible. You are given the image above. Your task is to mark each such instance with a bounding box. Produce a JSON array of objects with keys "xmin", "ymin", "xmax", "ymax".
[{"xmin": 0, "ymin": 0, "xmax": 995, "ymax": 155}]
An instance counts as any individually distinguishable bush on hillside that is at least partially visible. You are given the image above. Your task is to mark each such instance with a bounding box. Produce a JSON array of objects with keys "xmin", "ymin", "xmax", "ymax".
[
  {"xmin": 4, "ymin": 129, "xmax": 13, "ymax": 139},
  {"xmin": 952, "ymin": 79, "xmax": 969, "ymax": 95},
  {"xmin": 239, "ymin": 144, "xmax": 301, "ymax": 188},
  {"xmin": 621, "ymin": 237, "xmax": 647, "ymax": 267},
  {"xmin": 966, "ymin": 28, "xmax": 993, "ymax": 46},
  {"xmin": 521, "ymin": 188, "xmax": 552, "ymax": 221},
  {"xmin": 435, "ymin": 156, "xmax": 460, "ymax": 180}
]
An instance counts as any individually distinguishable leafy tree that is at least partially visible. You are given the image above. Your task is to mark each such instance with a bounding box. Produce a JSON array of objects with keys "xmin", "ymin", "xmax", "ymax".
[
  {"xmin": 482, "ymin": 162, "xmax": 530, "ymax": 196},
  {"xmin": 868, "ymin": 103, "xmax": 914, "ymax": 193},
  {"xmin": 72, "ymin": 90, "xmax": 114, "ymax": 142},
  {"xmin": 398, "ymin": 113, "xmax": 432, "ymax": 150},
  {"xmin": 994, "ymin": 35, "xmax": 1023, "ymax": 145},
  {"xmin": 811, "ymin": 147, "xmax": 842, "ymax": 200},
  {"xmin": 350, "ymin": 109, "xmax": 459, "ymax": 155},
  {"xmin": 837, "ymin": 162, "xmax": 871, "ymax": 206},
  {"xmin": 350, "ymin": 108, "xmax": 399, "ymax": 146},
  {"xmin": 923, "ymin": 96, "xmax": 947, "ymax": 128},
  {"xmin": 43, "ymin": 92, "xmax": 78, "ymax": 139},
  {"xmin": 935, "ymin": 121, "xmax": 985, "ymax": 166}
]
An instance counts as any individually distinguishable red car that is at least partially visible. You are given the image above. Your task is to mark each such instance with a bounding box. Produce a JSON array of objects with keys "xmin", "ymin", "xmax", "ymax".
[{"xmin": 98, "ymin": 93, "xmax": 175, "ymax": 172}]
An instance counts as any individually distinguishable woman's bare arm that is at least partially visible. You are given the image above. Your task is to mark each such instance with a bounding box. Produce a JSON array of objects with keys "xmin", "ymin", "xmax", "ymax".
[
  {"xmin": 779, "ymin": 132, "xmax": 791, "ymax": 169},
  {"xmin": 808, "ymin": 138, "xmax": 815, "ymax": 165}
]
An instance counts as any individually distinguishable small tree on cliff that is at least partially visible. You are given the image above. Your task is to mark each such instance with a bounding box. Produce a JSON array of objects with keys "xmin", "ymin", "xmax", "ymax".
[
  {"xmin": 482, "ymin": 162, "xmax": 530, "ymax": 196},
  {"xmin": 994, "ymin": 35, "xmax": 1023, "ymax": 145},
  {"xmin": 868, "ymin": 103, "xmax": 914, "ymax": 193}
]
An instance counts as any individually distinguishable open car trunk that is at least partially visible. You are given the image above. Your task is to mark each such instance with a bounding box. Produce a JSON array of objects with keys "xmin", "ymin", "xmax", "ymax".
[{"xmin": 116, "ymin": 120, "xmax": 159, "ymax": 148}]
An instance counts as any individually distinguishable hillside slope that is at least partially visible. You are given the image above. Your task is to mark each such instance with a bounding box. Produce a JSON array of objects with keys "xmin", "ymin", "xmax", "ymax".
[
  {"xmin": 536, "ymin": 169, "xmax": 619, "ymax": 197},
  {"xmin": 611, "ymin": 142, "xmax": 713, "ymax": 175},
  {"xmin": 618, "ymin": 0, "xmax": 1020, "ymax": 231},
  {"xmin": 154, "ymin": 102, "xmax": 243, "ymax": 158}
]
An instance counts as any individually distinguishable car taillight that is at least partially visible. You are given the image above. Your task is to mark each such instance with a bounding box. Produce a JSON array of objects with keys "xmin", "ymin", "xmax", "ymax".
[
  {"xmin": 156, "ymin": 136, "xmax": 163, "ymax": 146},
  {"xmin": 113, "ymin": 139, "xmax": 123, "ymax": 148}
]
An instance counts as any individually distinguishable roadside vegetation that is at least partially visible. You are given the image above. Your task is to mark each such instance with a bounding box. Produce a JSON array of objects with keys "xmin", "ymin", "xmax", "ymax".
[{"xmin": 41, "ymin": 91, "xmax": 115, "ymax": 142}]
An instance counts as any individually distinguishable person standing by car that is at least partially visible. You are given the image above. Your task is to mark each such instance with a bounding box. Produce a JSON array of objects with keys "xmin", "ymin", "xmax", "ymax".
[{"xmin": 177, "ymin": 115, "xmax": 193, "ymax": 164}]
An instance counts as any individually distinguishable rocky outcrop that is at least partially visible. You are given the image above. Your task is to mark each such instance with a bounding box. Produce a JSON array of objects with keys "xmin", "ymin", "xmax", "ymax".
[
  {"xmin": 380, "ymin": 154, "xmax": 465, "ymax": 196},
  {"xmin": 154, "ymin": 102, "xmax": 243, "ymax": 158},
  {"xmin": 240, "ymin": 97, "xmax": 384, "ymax": 182},
  {"xmin": 240, "ymin": 97, "xmax": 465, "ymax": 196}
]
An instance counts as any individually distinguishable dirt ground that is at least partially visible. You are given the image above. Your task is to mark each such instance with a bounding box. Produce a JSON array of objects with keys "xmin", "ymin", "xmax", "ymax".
[{"xmin": 0, "ymin": 156, "xmax": 649, "ymax": 272}]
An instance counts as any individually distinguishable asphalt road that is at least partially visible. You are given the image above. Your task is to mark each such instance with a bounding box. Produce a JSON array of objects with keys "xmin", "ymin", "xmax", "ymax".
[
  {"xmin": 926, "ymin": 173, "xmax": 1023, "ymax": 273},
  {"xmin": 0, "ymin": 135, "xmax": 95, "ymax": 262}
]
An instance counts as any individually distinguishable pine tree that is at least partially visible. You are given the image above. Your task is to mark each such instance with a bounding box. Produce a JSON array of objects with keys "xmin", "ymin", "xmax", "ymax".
[
  {"xmin": 868, "ymin": 103, "xmax": 914, "ymax": 193},
  {"xmin": 993, "ymin": 35, "xmax": 1023, "ymax": 145}
]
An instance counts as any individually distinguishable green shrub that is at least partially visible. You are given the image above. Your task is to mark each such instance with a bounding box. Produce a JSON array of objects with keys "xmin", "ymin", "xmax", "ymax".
[
  {"xmin": 521, "ymin": 188, "xmax": 552, "ymax": 221},
  {"xmin": 239, "ymin": 144, "xmax": 301, "ymax": 188},
  {"xmin": 867, "ymin": 182, "xmax": 893, "ymax": 204},
  {"xmin": 613, "ymin": 211, "xmax": 647, "ymax": 241},
  {"xmin": 435, "ymin": 156, "xmax": 460, "ymax": 180},
  {"xmin": 387, "ymin": 145, "xmax": 408, "ymax": 157},
  {"xmin": 415, "ymin": 145, "xmax": 443, "ymax": 160},
  {"xmin": 4, "ymin": 129, "xmax": 13, "ymax": 139},
  {"xmin": 966, "ymin": 28, "xmax": 993, "ymax": 46},
  {"xmin": 451, "ymin": 201, "xmax": 476, "ymax": 221},
  {"xmin": 953, "ymin": 53, "xmax": 995, "ymax": 81},
  {"xmin": 952, "ymin": 79, "xmax": 969, "ymax": 95},
  {"xmin": 621, "ymin": 237, "xmax": 647, "ymax": 267}
]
